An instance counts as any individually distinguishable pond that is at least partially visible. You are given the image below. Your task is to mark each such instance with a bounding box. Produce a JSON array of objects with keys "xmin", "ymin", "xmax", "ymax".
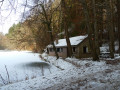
[{"xmin": 0, "ymin": 50, "xmax": 59, "ymax": 86}]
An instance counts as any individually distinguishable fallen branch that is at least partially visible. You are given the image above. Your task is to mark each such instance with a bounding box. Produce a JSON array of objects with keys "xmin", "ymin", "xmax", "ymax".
[
  {"xmin": 5, "ymin": 65, "xmax": 10, "ymax": 84},
  {"xmin": 0, "ymin": 74, "xmax": 6, "ymax": 85}
]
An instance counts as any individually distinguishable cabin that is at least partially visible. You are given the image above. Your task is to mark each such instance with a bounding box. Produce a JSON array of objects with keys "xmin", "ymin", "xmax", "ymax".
[{"xmin": 47, "ymin": 35, "xmax": 92, "ymax": 58}]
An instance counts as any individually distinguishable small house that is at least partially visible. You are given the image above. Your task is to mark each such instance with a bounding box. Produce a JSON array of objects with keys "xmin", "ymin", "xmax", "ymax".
[{"xmin": 47, "ymin": 35, "xmax": 92, "ymax": 58}]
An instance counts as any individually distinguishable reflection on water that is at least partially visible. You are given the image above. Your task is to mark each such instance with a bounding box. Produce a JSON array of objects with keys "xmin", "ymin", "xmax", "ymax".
[
  {"xmin": 24, "ymin": 62, "xmax": 50, "ymax": 68},
  {"xmin": 16, "ymin": 62, "xmax": 51, "ymax": 69}
]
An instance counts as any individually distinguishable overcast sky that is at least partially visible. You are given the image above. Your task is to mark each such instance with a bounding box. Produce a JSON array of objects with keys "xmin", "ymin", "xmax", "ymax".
[
  {"xmin": 0, "ymin": 0, "xmax": 32, "ymax": 34},
  {"xmin": 0, "ymin": 0, "xmax": 50, "ymax": 34}
]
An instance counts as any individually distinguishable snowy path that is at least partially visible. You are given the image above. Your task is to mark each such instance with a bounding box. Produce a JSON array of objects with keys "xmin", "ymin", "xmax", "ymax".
[{"xmin": 46, "ymin": 68, "xmax": 120, "ymax": 90}]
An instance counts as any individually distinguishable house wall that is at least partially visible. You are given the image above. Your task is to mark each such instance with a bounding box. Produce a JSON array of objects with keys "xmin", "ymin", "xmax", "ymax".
[
  {"xmin": 75, "ymin": 38, "xmax": 92, "ymax": 58},
  {"xmin": 73, "ymin": 47, "xmax": 79, "ymax": 57},
  {"xmin": 58, "ymin": 48, "xmax": 67, "ymax": 58},
  {"xmin": 48, "ymin": 51, "xmax": 56, "ymax": 57},
  {"xmin": 48, "ymin": 47, "xmax": 67, "ymax": 58},
  {"xmin": 48, "ymin": 38, "xmax": 92, "ymax": 59}
]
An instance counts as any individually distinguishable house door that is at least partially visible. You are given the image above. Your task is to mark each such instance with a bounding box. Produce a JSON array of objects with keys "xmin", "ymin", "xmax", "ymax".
[{"xmin": 83, "ymin": 46, "xmax": 88, "ymax": 53}]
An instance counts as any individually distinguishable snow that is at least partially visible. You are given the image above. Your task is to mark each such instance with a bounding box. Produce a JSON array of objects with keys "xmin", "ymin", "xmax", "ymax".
[
  {"xmin": 100, "ymin": 42, "xmax": 119, "ymax": 53},
  {"xmin": 0, "ymin": 50, "xmax": 59, "ymax": 87},
  {"xmin": 41, "ymin": 53, "xmax": 76, "ymax": 70},
  {"xmin": 47, "ymin": 35, "xmax": 88, "ymax": 48},
  {"xmin": 0, "ymin": 52, "xmax": 120, "ymax": 90},
  {"xmin": 100, "ymin": 47, "xmax": 109, "ymax": 52}
]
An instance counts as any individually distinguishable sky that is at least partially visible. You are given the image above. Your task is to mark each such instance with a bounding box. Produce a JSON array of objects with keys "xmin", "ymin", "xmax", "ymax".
[
  {"xmin": 0, "ymin": 0, "xmax": 31, "ymax": 34},
  {"xmin": 0, "ymin": 0, "xmax": 49, "ymax": 34}
]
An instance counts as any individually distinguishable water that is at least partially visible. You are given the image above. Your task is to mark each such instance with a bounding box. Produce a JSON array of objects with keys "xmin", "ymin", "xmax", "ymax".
[{"xmin": 0, "ymin": 50, "xmax": 58, "ymax": 86}]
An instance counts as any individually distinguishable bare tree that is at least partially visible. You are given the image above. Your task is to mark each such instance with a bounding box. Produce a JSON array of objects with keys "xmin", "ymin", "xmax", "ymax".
[{"xmin": 30, "ymin": 1, "xmax": 59, "ymax": 59}]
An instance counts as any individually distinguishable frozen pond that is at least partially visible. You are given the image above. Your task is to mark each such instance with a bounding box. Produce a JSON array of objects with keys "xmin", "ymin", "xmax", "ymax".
[{"xmin": 0, "ymin": 50, "xmax": 59, "ymax": 86}]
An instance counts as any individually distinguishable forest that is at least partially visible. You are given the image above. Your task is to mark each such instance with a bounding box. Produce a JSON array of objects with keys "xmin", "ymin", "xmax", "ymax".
[
  {"xmin": 0, "ymin": 0, "xmax": 120, "ymax": 89},
  {"xmin": 0, "ymin": 0, "xmax": 120, "ymax": 60}
]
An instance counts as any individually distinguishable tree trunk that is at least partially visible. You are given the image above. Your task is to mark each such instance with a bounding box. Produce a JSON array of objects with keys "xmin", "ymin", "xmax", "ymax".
[
  {"xmin": 64, "ymin": 22, "xmax": 73, "ymax": 57},
  {"xmin": 80, "ymin": 0, "xmax": 99, "ymax": 60},
  {"xmin": 98, "ymin": 1, "xmax": 104, "ymax": 46},
  {"xmin": 49, "ymin": 26, "xmax": 59, "ymax": 59},
  {"xmin": 93, "ymin": 0, "xmax": 100, "ymax": 56},
  {"xmin": 105, "ymin": 0, "xmax": 114, "ymax": 58},
  {"xmin": 40, "ymin": 4, "xmax": 59, "ymax": 59},
  {"xmin": 117, "ymin": 0, "xmax": 120, "ymax": 54},
  {"xmin": 61, "ymin": 0, "xmax": 73, "ymax": 57}
]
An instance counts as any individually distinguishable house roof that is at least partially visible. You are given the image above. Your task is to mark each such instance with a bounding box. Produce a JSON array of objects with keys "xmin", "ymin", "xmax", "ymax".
[{"xmin": 47, "ymin": 35, "xmax": 88, "ymax": 48}]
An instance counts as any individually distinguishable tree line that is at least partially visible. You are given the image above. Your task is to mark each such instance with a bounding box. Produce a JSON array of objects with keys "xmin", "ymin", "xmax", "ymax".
[{"xmin": 5, "ymin": 0, "xmax": 120, "ymax": 60}]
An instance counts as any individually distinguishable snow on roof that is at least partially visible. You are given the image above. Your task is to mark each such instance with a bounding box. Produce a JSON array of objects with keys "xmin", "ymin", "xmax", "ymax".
[{"xmin": 47, "ymin": 35, "xmax": 88, "ymax": 48}]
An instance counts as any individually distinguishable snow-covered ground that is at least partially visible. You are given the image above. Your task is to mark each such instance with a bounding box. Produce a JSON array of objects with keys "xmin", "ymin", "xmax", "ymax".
[{"xmin": 0, "ymin": 51, "xmax": 120, "ymax": 90}]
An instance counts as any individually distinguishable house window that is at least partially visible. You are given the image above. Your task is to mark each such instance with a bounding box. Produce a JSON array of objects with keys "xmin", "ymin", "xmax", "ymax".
[
  {"xmin": 49, "ymin": 48, "xmax": 53, "ymax": 52},
  {"xmin": 57, "ymin": 48, "xmax": 63, "ymax": 52},
  {"xmin": 60, "ymin": 48, "xmax": 63, "ymax": 52},
  {"xmin": 73, "ymin": 47, "xmax": 76, "ymax": 52},
  {"xmin": 57, "ymin": 48, "xmax": 60, "ymax": 52},
  {"xmin": 83, "ymin": 46, "xmax": 88, "ymax": 53}
]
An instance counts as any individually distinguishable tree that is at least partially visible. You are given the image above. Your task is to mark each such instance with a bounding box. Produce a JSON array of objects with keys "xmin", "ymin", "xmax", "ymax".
[
  {"xmin": 105, "ymin": 0, "xmax": 115, "ymax": 58},
  {"xmin": 117, "ymin": 0, "xmax": 120, "ymax": 54},
  {"xmin": 80, "ymin": 0, "xmax": 99, "ymax": 60},
  {"xmin": 92, "ymin": 0, "xmax": 100, "ymax": 56},
  {"xmin": 61, "ymin": 0, "xmax": 73, "ymax": 57},
  {"xmin": 24, "ymin": 16, "xmax": 51, "ymax": 53},
  {"xmin": 0, "ymin": 32, "xmax": 6, "ymax": 49},
  {"xmin": 31, "ymin": 1, "xmax": 59, "ymax": 59},
  {"xmin": 6, "ymin": 23, "xmax": 34, "ymax": 50}
]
